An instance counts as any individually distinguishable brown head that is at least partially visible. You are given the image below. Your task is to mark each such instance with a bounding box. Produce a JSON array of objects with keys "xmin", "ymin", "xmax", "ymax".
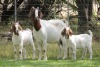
[
  {"xmin": 66, "ymin": 27, "xmax": 73, "ymax": 38},
  {"xmin": 10, "ymin": 21, "xmax": 23, "ymax": 36},
  {"xmin": 61, "ymin": 27, "xmax": 73, "ymax": 39},
  {"xmin": 28, "ymin": 7, "xmax": 43, "ymax": 31},
  {"xmin": 28, "ymin": 7, "xmax": 43, "ymax": 21}
]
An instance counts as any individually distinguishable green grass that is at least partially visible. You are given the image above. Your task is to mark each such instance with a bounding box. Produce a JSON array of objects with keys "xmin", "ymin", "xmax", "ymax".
[
  {"xmin": 0, "ymin": 39, "xmax": 100, "ymax": 67},
  {"xmin": 0, "ymin": 59, "xmax": 100, "ymax": 67}
]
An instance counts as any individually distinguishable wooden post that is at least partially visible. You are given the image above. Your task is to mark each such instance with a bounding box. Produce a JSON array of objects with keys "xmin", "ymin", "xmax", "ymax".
[{"xmin": 14, "ymin": 0, "xmax": 17, "ymax": 22}]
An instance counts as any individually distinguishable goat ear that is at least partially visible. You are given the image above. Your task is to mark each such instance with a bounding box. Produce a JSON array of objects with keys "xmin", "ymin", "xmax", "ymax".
[
  {"xmin": 31, "ymin": 7, "xmax": 35, "ymax": 10},
  {"xmin": 69, "ymin": 29, "xmax": 73, "ymax": 35},
  {"xmin": 36, "ymin": 7, "xmax": 43, "ymax": 19},
  {"xmin": 38, "ymin": 10, "xmax": 43, "ymax": 19},
  {"xmin": 61, "ymin": 28, "xmax": 66, "ymax": 36},
  {"xmin": 66, "ymin": 28, "xmax": 73, "ymax": 36}
]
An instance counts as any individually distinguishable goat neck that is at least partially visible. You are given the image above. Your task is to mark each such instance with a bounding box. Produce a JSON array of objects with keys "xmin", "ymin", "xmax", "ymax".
[{"xmin": 32, "ymin": 18, "xmax": 41, "ymax": 31}]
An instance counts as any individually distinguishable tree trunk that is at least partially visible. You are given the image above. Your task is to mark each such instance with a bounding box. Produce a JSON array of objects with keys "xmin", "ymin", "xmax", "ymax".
[
  {"xmin": 0, "ymin": 0, "xmax": 24, "ymax": 25},
  {"xmin": 0, "ymin": 5, "xmax": 2, "ymax": 24},
  {"xmin": 0, "ymin": 0, "xmax": 55, "ymax": 25},
  {"xmin": 76, "ymin": 0, "xmax": 93, "ymax": 34},
  {"xmin": 18, "ymin": 0, "xmax": 55, "ymax": 19}
]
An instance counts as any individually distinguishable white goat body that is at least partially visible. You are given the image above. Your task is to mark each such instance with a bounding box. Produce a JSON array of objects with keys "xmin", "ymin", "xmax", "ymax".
[
  {"xmin": 66, "ymin": 29, "xmax": 93, "ymax": 60},
  {"xmin": 43, "ymin": 19, "xmax": 66, "ymax": 43},
  {"xmin": 33, "ymin": 19, "xmax": 67, "ymax": 43},
  {"xmin": 28, "ymin": 7, "xmax": 68, "ymax": 60},
  {"xmin": 69, "ymin": 33, "xmax": 92, "ymax": 49},
  {"xmin": 12, "ymin": 28, "xmax": 35, "ymax": 60},
  {"xmin": 33, "ymin": 19, "xmax": 67, "ymax": 60},
  {"xmin": 12, "ymin": 29, "xmax": 33, "ymax": 45}
]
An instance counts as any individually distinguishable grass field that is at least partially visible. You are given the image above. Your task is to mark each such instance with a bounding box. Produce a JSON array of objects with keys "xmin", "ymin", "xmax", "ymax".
[
  {"xmin": 0, "ymin": 58, "xmax": 100, "ymax": 67},
  {"xmin": 0, "ymin": 26, "xmax": 100, "ymax": 67}
]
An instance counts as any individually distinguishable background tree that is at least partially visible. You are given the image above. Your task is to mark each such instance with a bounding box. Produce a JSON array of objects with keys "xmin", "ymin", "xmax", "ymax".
[
  {"xmin": 0, "ymin": 0, "xmax": 24, "ymax": 25},
  {"xmin": 18, "ymin": 0, "xmax": 57, "ymax": 19},
  {"xmin": 0, "ymin": 0, "xmax": 56, "ymax": 25},
  {"xmin": 76, "ymin": 0, "xmax": 93, "ymax": 33}
]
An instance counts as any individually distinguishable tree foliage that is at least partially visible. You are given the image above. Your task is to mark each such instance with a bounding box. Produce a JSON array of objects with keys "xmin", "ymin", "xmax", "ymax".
[
  {"xmin": 0, "ymin": 0, "xmax": 96, "ymax": 34},
  {"xmin": 0, "ymin": 0, "xmax": 24, "ymax": 25},
  {"xmin": 0, "ymin": 0, "xmax": 56, "ymax": 25},
  {"xmin": 76, "ymin": 0, "xmax": 93, "ymax": 33}
]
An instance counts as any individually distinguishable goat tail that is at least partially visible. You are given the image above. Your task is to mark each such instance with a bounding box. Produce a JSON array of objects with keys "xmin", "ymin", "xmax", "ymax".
[{"xmin": 88, "ymin": 30, "xmax": 93, "ymax": 37}]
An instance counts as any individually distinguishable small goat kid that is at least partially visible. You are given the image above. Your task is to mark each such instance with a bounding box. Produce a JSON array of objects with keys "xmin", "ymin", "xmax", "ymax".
[
  {"xmin": 28, "ymin": 7, "xmax": 68, "ymax": 60},
  {"xmin": 61, "ymin": 27, "xmax": 93, "ymax": 60},
  {"xmin": 10, "ymin": 22, "xmax": 35, "ymax": 60}
]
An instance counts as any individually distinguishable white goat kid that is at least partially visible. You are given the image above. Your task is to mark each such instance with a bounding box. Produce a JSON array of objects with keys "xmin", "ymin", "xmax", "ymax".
[
  {"xmin": 28, "ymin": 7, "xmax": 68, "ymax": 60},
  {"xmin": 10, "ymin": 22, "xmax": 35, "ymax": 60},
  {"xmin": 61, "ymin": 27, "xmax": 93, "ymax": 60}
]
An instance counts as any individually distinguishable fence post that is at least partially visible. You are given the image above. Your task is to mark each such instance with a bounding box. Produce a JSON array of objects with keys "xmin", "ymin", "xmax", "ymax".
[
  {"xmin": 14, "ymin": 0, "xmax": 17, "ymax": 22},
  {"xmin": 67, "ymin": 0, "xmax": 70, "ymax": 58}
]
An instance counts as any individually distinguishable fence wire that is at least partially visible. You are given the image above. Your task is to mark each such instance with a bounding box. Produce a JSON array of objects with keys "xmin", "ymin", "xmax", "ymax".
[{"xmin": 0, "ymin": 1, "xmax": 100, "ymax": 60}]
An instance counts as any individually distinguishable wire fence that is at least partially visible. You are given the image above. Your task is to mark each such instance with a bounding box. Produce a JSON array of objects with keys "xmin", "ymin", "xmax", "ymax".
[{"xmin": 0, "ymin": 1, "xmax": 100, "ymax": 60}]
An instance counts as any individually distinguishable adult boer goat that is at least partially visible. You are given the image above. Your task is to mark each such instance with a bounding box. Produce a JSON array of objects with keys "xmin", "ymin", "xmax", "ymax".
[
  {"xmin": 61, "ymin": 27, "xmax": 93, "ymax": 60},
  {"xmin": 28, "ymin": 7, "xmax": 68, "ymax": 60},
  {"xmin": 10, "ymin": 22, "xmax": 35, "ymax": 60}
]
